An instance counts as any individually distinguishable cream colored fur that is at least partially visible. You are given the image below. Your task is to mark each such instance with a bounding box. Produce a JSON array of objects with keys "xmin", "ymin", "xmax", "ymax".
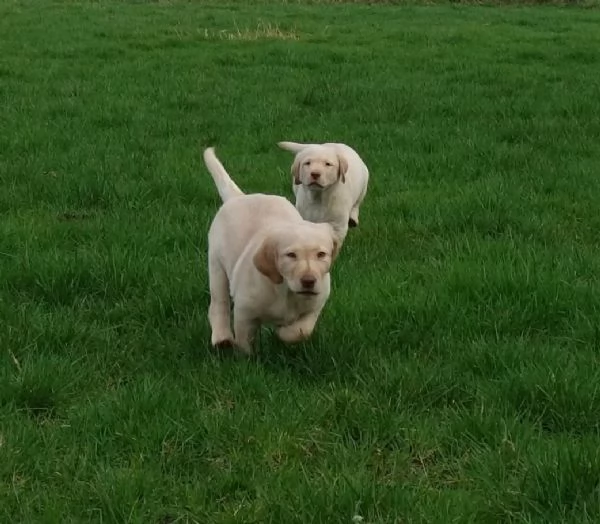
[
  {"xmin": 203, "ymin": 147, "xmax": 339, "ymax": 354},
  {"xmin": 277, "ymin": 141, "xmax": 370, "ymax": 245}
]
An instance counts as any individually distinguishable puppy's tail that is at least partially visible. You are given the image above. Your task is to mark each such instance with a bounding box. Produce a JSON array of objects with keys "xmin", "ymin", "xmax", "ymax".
[
  {"xmin": 203, "ymin": 147, "xmax": 244, "ymax": 203},
  {"xmin": 277, "ymin": 141, "xmax": 313, "ymax": 154}
]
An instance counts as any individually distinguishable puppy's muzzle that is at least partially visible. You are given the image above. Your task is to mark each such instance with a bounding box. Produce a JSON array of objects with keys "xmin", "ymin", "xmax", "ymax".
[
  {"xmin": 298, "ymin": 275, "xmax": 317, "ymax": 295},
  {"xmin": 308, "ymin": 172, "xmax": 325, "ymax": 188}
]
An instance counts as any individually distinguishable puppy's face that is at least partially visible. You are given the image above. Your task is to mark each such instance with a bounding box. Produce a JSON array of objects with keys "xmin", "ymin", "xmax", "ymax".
[
  {"xmin": 253, "ymin": 223, "xmax": 339, "ymax": 296},
  {"xmin": 291, "ymin": 145, "xmax": 348, "ymax": 190}
]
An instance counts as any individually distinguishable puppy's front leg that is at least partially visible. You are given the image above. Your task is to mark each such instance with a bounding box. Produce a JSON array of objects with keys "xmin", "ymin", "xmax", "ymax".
[
  {"xmin": 233, "ymin": 310, "xmax": 258, "ymax": 355},
  {"xmin": 331, "ymin": 221, "xmax": 349, "ymax": 247},
  {"xmin": 276, "ymin": 312, "xmax": 320, "ymax": 344}
]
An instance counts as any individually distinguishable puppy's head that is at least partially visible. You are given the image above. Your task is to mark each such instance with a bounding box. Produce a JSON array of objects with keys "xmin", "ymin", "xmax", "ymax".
[
  {"xmin": 253, "ymin": 223, "xmax": 339, "ymax": 296},
  {"xmin": 290, "ymin": 145, "xmax": 348, "ymax": 189}
]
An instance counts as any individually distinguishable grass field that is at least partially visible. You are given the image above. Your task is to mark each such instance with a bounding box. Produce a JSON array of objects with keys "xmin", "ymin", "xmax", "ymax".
[{"xmin": 2, "ymin": 0, "xmax": 600, "ymax": 522}]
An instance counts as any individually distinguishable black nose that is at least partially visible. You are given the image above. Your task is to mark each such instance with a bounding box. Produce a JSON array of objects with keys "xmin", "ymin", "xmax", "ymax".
[
  {"xmin": 300, "ymin": 275, "xmax": 316, "ymax": 289},
  {"xmin": 310, "ymin": 172, "xmax": 321, "ymax": 179}
]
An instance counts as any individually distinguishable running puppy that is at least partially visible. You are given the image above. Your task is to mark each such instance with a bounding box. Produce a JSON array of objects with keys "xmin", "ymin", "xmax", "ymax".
[
  {"xmin": 277, "ymin": 141, "xmax": 370, "ymax": 245},
  {"xmin": 204, "ymin": 147, "xmax": 339, "ymax": 355}
]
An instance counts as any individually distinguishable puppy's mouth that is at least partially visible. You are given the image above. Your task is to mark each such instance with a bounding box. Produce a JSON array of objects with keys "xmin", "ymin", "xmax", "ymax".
[
  {"xmin": 307, "ymin": 182, "xmax": 323, "ymax": 188},
  {"xmin": 296, "ymin": 290, "xmax": 318, "ymax": 296}
]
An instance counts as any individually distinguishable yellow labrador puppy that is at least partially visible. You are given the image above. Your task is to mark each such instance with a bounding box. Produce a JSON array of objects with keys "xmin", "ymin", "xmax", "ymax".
[
  {"xmin": 277, "ymin": 141, "xmax": 370, "ymax": 245},
  {"xmin": 203, "ymin": 147, "xmax": 339, "ymax": 355}
]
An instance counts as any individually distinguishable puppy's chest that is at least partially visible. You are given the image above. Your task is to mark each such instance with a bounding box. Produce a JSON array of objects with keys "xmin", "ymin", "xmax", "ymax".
[
  {"xmin": 297, "ymin": 190, "xmax": 349, "ymax": 224},
  {"xmin": 297, "ymin": 199, "xmax": 348, "ymax": 241},
  {"xmin": 265, "ymin": 296, "xmax": 313, "ymax": 326},
  {"xmin": 299, "ymin": 204, "xmax": 331, "ymax": 224}
]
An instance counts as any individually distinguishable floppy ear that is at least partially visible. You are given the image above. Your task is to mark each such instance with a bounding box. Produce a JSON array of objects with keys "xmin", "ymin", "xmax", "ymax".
[
  {"xmin": 337, "ymin": 154, "xmax": 348, "ymax": 183},
  {"xmin": 253, "ymin": 238, "xmax": 283, "ymax": 284},
  {"xmin": 291, "ymin": 155, "xmax": 302, "ymax": 186},
  {"xmin": 331, "ymin": 238, "xmax": 340, "ymax": 262}
]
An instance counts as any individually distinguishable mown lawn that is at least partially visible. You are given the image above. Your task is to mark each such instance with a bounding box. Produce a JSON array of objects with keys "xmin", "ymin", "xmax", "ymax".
[{"xmin": 2, "ymin": 1, "xmax": 600, "ymax": 522}]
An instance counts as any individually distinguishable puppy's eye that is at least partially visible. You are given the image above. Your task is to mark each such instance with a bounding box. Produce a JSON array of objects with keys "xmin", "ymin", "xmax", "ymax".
[
  {"xmin": 325, "ymin": 162, "xmax": 333, "ymax": 167},
  {"xmin": 317, "ymin": 251, "xmax": 327, "ymax": 259},
  {"xmin": 303, "ymin": 161, "xmax": 311, "ymax": 166},
  {"xmin": 286, "ymin": 252, "xmax": 297, "ymax": 259}
]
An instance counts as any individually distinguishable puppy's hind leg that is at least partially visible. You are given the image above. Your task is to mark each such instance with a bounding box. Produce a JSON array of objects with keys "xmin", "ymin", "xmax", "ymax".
[
  {"xmin": 348, "ymin": 207, "xmax": 359, "ymax": 228},
  {"xmin": 208, "ymin": 257, "xmax": 234, "ymax": 348},
  {"xmin": 349, "ymin": 182, "xmax": 368, "ymax": 228}
]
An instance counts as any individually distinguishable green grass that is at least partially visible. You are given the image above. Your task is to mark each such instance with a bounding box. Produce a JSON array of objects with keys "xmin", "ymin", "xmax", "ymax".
[{"xmin": 2, "ymin": 0, "xmax": 600, "ymax": 522}]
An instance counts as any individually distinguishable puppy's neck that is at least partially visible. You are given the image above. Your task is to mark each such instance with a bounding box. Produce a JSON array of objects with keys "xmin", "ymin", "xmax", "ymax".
[
  {"xmin": 300, "ymin": 184, "xmax": 347, "ymax": 241},
  {"xmin": 266, "ymin": 285, "xmax": 318, "ymax": 326},
  {"xmin": 304, "ymin": 183, "xmax": 338, "ymax": 203},
  {"xmin": 285, "ymin": 288, "xmax": 319, "ymax": 316}
]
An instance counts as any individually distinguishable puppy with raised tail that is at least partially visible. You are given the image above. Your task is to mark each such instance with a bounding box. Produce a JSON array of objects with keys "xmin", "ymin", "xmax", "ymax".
[
  {"xmin": 204, "ymin": 147, "xmax": 339, "ymax": 355},
  {"xmin": 277, "ymin": 141, "xmax": 370, "ymax": 246}
]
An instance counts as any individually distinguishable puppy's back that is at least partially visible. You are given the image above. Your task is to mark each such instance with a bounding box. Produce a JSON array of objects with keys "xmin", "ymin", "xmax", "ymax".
[{"xmin": 209, "ymin": 194, "xmax": 301, "ymax": 273}]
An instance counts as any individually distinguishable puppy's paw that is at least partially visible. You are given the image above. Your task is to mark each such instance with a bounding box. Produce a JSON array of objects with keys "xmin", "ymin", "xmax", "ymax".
[
  {"xmin": 210, "ymin": 339, "xmax": 237, "ymax": 359},
  {"xmin": 212, "ymin": 330, "xmax": 233, "ymax": 345},
  {"xmin": 213, "ymin": 338, "xmax": 234, "ymax": 349},
  {"xmin": 211, "ymin": 339, "xmax": 253, "ymax": 359},
  {"xmin": 211, "ymin": 338, "xmax": 235, "ymax": 357},
  {"xmin": 276, "ymin": 325, "xmax": 310, "ymax": 344}
]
